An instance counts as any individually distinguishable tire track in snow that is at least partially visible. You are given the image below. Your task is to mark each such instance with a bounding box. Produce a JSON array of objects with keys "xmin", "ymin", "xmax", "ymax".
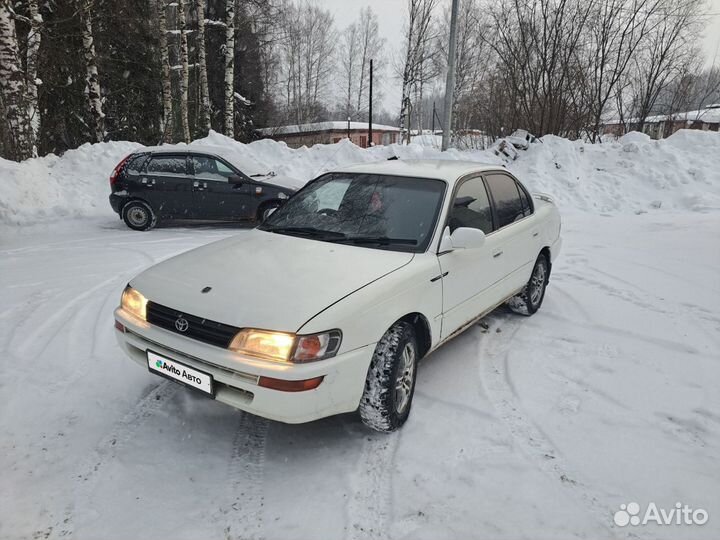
[
  {"xmin": 345, "ymin": 430, "xmax": 400, "ymax": 540},
  {"xmin": 56, "ymin": 381, "xmax": 179, "ymax": 539},
  {"xmin": 476, "ymin": 312, "xmax": 637, "ymax": 540},
  {"xmin": 219, "ymin": 412, "xmax": 269, "ymax": 540}
]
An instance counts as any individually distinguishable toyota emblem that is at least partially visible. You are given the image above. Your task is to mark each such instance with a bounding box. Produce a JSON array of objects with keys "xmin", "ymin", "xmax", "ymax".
[{"xmin": 175, "ymin": 317, "xmax": 189, "ymax": 332}]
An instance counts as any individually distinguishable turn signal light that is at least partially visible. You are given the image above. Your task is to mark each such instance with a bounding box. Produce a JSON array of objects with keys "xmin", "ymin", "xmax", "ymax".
[{"xmin": 258, "ymin": 376, "xmax": 324, "ymax": 392}]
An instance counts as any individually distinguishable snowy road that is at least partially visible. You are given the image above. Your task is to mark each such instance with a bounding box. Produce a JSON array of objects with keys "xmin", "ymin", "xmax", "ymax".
[{"xmin": 1, "ymin": 213, "xmax": 719, "ymax": 540}]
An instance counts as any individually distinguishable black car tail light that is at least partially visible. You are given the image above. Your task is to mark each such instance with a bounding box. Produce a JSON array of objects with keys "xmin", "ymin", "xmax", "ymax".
[{"xmin": 110, "ymin": 154, "xmax": 133, "ymax": 187}]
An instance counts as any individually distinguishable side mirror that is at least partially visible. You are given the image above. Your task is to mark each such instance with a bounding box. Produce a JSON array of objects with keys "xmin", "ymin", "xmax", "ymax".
[
  {"xmin": 442, "ymin": 226, "xmax": 486, "ymax": 251},
  {"xmin": 228, "ymin": 175, "xmax": 243, "ymax": 185}
]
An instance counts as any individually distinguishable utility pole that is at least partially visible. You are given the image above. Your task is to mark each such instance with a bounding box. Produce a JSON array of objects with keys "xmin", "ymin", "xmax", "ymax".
[
  {"xmin": 432, "ymin": 101, "xmax": 436, "ymax": 134},
  {"xmin": 368, "ymin": 59, "xmax": 373, "ymax": 148},
  {"xmin": 441, "ymin": 0, "xmax": 460, "ymax": 151},
  {"xmin": 347, "ymin": 116, "xmax": 351, "ymax": 141}
]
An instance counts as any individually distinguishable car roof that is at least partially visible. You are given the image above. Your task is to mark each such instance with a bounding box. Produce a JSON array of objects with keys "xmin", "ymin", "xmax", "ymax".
[{"xmin": 327, "ymin": 159, "xmax": 508, "ymax": 185}]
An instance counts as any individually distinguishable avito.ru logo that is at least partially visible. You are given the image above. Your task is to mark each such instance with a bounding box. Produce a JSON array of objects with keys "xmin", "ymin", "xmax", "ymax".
[{"xmin": 614, "ymin": 502, "xmax": 708, "ymax": 527}]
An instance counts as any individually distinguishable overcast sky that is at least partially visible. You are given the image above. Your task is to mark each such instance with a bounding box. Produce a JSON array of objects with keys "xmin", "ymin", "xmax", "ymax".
[{"xmin": 314, "ymin": 0, "xmax": 720, "ymax": 115}]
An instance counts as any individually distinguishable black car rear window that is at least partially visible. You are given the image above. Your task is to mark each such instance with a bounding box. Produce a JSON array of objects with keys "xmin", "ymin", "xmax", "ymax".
[{"xmin": 126, "ymin": 154, "xmax": 149, "ymax": 174}]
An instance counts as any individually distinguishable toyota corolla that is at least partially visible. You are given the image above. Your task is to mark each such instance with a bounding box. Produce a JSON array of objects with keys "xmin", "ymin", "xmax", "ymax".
[{"xmin": 114, "ymin": 160, "xmax": 562, "ymax": 432}]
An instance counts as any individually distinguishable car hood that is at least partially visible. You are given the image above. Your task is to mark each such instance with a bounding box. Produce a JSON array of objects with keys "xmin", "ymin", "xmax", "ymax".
[{"xmin": 130, "ymin": 229, "xmax": 414, "ymax": 333}]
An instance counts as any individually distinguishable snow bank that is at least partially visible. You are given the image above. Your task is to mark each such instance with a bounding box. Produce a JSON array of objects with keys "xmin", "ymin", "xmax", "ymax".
[{"xmin": 1, "ymin": 129, "xmax": 718, "ymax": 226}]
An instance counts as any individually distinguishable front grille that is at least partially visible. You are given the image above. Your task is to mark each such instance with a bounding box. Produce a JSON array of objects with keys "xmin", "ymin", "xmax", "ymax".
[{"xmin": 146, "ymin": 301, "xmax": 239, "ymax": 348}]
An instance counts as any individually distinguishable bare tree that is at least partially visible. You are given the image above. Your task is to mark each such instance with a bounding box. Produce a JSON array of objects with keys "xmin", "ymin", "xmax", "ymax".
[
  {"xmin": 155, "ymin": 0, "xmax": 174, "ymax": 142},
  {"xmin": 277, "ymin": 1, "xmax": 335, "ymax": 124},
  {"xmin": 338, "ymin": 21, "xmax": 359, "ymax": 120},
  {"xmin": 177, "ymin": 0, "xmax": 191, "ymax": 142},
  {"xmin": 25, "ymin": 0, "xmax": 41, "ymax": 147},
  {"xmin": 629, "ymin": 0, "xmax": 706, "ymax": 130},
  {"xmin": 584, "ymin": 0, "xmax": 663, "ymax": 141},
  {"xmin": 355, "ymin": 7, "xmax": 385, "ymax": 118},
  {"xmin": 0, "ymin": 0, "xmax": 33, "ymax": 160},
  {"xmin": 195, "ymin": 0, "xmax": 211, "ymax": 134},
  {"xmin": 80, "ymin": 0, "xmax": 104, "ymax": 143},
  {"xmin": 224, "ymin": 0, "xmax": 234, "ymax": 137},
  {"xmin": 399, "ymin": 0, "xmax": 440, "ymax": 143},
  {"xmin": 435, "ymin": 0, "xmax": 489, "ymax": 142}
]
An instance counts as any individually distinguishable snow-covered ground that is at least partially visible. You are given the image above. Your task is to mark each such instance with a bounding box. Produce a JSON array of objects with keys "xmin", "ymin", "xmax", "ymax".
[{"xmin": 1, "ymin": 130, "xmax": 719, "ymax": 539}]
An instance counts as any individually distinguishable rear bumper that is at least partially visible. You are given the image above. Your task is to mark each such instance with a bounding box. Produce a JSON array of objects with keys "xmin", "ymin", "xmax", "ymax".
[
  {"xmin": 109, "ymin": 193, "xmax": 127, "ymax": 214},
  {"xmin": 114, "ymin": 307, "xmax": 374, "ymax": 424}
]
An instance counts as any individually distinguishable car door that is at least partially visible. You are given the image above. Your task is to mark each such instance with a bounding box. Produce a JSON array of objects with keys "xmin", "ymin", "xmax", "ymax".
[
  {"xmin": 483, "ymin": 172, "xmax": 536, "ymax": 296},
  {"xmin": 191, "ymin": 155, "xmax": 254, "ymax": 219},
  {"xmin": 143, "ymin": 154, "xmax": 195, "ymax": 218},
  {"xmin": 437, "ymin": 175, "xmax": 508, "ymax": 340}
]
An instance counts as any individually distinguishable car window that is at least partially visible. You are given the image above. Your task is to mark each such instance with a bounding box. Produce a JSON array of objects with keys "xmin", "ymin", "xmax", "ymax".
[
  {"xmin": 311, "ymin": 178, "xmax": 352, "ymax": 211},
  {"xmin": 126, "ymin": 154, "xmax": 149, "ymax": 175},
  {"xmin": 517, "ymin": 181, "xmax": 532, "ymax": 216},
  {"xmin": 485, "ymin": 173, "xmax": 525, "ymax": 228},
  {"xmin": 449, "ymin": 177, "xmax": 493, "ymax": 234},
  {"xmin": 146, "ymin": 156, "xmax": 186, "ymax": 175},
  {"xmin": 193, "ymin": 156, "xmax": 235, "ymax": 182},
  {"xmin": 261, "ymin": 173, "xmax": 446, "ymax": 253}
]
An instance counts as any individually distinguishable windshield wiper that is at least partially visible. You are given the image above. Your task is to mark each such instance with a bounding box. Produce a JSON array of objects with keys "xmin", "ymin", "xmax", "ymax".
[
  {"xmin": 263, "ymin": 226, "xmax": 346, "ymax": 239},
  {"xmin": 330, "ymin": 236, "xmax": 418, "ymax": 246}
]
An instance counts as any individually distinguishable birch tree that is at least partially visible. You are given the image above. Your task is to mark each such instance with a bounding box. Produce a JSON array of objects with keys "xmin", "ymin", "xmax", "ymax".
[
  {"xmin": 26, "ymin": 0, "xmax": 41, "ymax": 145},
  {"xmin": 80, "ymin": 0, "xmax": 104, "ymax": 143},
  {"xmin": 156, "ymin": 0, "xmax": 174, "ymax": 142},
  {"xmin": 177, "ymin": 0, "xmax": 191, "ymax": 142},
  {"xmin": 195, "ymin": 0, "xmax": 211, "ymax": 133},
  {"xmin": 224, "ymin": 0, "xmax": 234, "ymax": 138},
  {"xmin": 0, "ymin": 0, "xmax": 33, "ymax": 160}
]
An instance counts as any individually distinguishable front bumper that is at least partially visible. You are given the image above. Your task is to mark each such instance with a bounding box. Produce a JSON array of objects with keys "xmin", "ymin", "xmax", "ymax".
[{"xmin": 114, "ymin": 307, "xmax": 374, "ymax": 424}]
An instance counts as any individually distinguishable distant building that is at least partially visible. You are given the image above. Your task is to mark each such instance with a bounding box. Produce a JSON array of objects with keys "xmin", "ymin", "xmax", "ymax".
[
  {"xmin": 256, "ymin": 121, "xmax": 401, "ymax": 148},
  {"xmin": 603, "ymin": 104, "xmax": 720, "ymax": 140}
]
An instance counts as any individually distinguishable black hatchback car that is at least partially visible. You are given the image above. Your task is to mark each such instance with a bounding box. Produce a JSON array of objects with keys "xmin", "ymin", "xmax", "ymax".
[{"xmin": 109, "ymin": 147, "xmax": 295, "ymax": 230}]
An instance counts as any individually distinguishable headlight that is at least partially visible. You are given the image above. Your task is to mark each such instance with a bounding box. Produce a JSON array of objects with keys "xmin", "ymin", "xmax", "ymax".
[
  {"xmin": 121, "ymin": 286, "xmax": 147, "ymax": 320},
  {"xmin": 228, "ymin": 329, "xmax": 342, "ymax": 363},
  {"xmin": 229, "ymin": 329, "xmax": 295, "ymax": 362}
]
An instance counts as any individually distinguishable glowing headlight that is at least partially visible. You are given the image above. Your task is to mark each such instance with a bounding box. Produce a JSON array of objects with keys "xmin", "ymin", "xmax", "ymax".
[
  {"xmin": 121, "ymin": 286, "xmax": 147, "ymax": 320},
  {"xmin": 229, "ymin": 329, "xmax": 342, "ymax": 363},
  {"xmin": 229, "ymin": 329, "xmax": 296, "ymax": 362}
]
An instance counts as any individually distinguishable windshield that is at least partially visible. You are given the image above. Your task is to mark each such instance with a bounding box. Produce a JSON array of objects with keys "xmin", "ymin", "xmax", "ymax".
[{"xmin": 260, "ymin": 173, "xmax": 446, "ymax": 252}]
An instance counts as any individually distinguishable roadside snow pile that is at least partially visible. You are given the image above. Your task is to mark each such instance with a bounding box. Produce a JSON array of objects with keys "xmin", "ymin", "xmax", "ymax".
[
  {"xmin": 0, "ymin": 129, "xmax": 718, "ymax": 226},
  {"xmin": 509, "ymin": 129, "xmax": 720, "ymax": 213}
]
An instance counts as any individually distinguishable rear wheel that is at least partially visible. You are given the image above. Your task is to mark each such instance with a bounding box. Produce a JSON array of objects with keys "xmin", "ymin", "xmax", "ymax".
[
  {"xmin": 122, "ymin": 201, "xmax": 157, "ymax": 231},
  {"xmin": 507, "ymin": 253, "xmax": 549, "ymax": 316},
  {"xmin": 359, "ymin": 322, "xmax": 418, "ymax": 433}
]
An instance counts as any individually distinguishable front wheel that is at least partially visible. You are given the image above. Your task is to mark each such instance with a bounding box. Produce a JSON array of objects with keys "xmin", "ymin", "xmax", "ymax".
[
  {"xmin": 122, "ymin": 201, "xmax": 157, "ymax": 231},
  {"xmin": 359, "ymin": 322, "xmax": 418, "ymax": 433},
  {"xmin": 507, "ymin": 253, "xmax": 549, "ymax": 316}
]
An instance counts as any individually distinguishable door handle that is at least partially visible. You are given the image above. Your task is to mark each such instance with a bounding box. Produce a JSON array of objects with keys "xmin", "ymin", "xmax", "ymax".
[
  {"xmin": 493, "ymin": 250, "xmax": 503, "ymax": 258},
  {"xmin": 192, "ymin": 181, "xmax": 208, "ymax": 191},
  {"xmin": 532, "ymin": 230, "xmax": 539, "ymax": 237}
]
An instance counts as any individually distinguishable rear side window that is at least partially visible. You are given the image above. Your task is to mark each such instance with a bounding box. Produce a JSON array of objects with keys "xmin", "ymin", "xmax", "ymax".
[
  {"xmin": 146, "ymin": 156, "xmax": 186, "ymax": 175},
  {"xmin": 517, "ymin": 181, "xmax": 533, "ymax": 216},
  {"xmin": 449, "ymin": 177, "xmax": 493, "ymax": 234},
  {"xmin": 126, "ymin": 154, "xmax": 149, "ymax": 174},
  {"xmin": 485, "ymin": 174, "xmax": 525, "ymax": 228}
]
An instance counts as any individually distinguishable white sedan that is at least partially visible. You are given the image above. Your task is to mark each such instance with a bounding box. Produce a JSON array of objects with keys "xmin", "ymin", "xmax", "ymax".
[{"xmin": 114, "ymin": 160, "xmax": 562, "ymax": 432}]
